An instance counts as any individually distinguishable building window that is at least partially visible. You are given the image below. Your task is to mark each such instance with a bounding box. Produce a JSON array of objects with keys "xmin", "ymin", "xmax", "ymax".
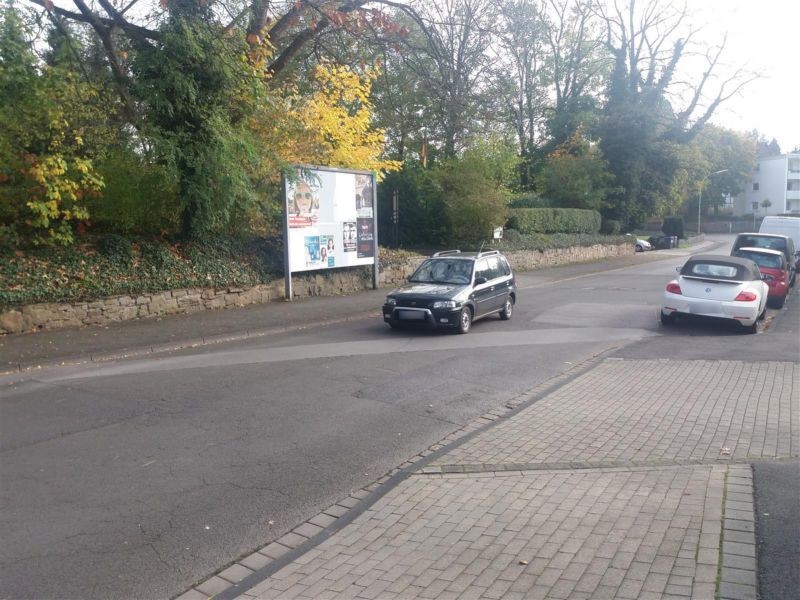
[
  {"xmin": 752, "ymin": 202, "xmax": 759, "ymax": 210},
  {"xmin": 753, "ymin": 182, "xmax": 759, "ymax": 191}
]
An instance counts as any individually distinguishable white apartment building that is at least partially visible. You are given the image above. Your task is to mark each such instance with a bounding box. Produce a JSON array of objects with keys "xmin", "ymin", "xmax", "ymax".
[{"xmin": 733, "ymin": 153, "xmax": 800, "ymax": 216}]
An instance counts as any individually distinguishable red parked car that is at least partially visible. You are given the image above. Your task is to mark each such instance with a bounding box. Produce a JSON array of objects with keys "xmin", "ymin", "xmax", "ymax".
[{"xmin": 732, "ymin": 247, "xmax": 790, "ymax": 308}]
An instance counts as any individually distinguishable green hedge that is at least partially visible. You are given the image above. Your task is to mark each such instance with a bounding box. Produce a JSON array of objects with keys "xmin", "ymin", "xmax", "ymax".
[
  {"xmin": 493, "ymin": 230, "xmax": 631, "ymax": 252},
  {"xmin": 600, "ymin": 219, "xmax": 622, "ymax": 235},
  {"xmin": 507, "ymin": 208, "xmax": 601, "ymax": 234}
]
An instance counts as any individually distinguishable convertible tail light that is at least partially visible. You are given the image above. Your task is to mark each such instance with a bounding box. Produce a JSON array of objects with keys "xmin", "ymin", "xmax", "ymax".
[
  {"xmin": 734, "ymin": 291, "xmax": 757, "ymax": 302},
  {"xmin": 666, "ymin": 282, "xmax": 682, "ymax": 295}
]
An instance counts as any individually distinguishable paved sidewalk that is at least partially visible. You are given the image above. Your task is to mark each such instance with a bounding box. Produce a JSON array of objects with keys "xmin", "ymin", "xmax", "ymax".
[{"xmin": 177, "ymin": 358, "xmax": 797, "ymax": 600}]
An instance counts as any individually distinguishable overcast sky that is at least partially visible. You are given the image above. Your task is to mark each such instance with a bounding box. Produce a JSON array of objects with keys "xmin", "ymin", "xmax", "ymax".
[{"xmin": 689, "ymin": 0, "xmax": 798, "ymax": 151}]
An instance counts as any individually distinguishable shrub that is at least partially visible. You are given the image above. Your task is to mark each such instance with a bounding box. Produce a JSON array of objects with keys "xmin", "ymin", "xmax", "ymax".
[
  {"xmin": 506, "ymin": 208, "xmax": 601, "ymax": 234},
  {"xmin": 508, "ymin": 193, "xmax": 546, "ymax": 208},
  {"xmin": 600, "ymin": 219, "xmax": 622, "ymax": 234},
  {"xmin": 0, "ymin": 224, "xmax": 20, "ymax": 254},
  {"xmin": 662, "ymin": 216, "xmax": 685, "ymax": 239},
  {"xmin": 98, "ymin": 234, "xmax": 133, "ymax": 266},
  {"xmin": 139, "ymin": 241, "xmax": 181, "ymax": 276},
  {"xmin": 434, "ymin": 149, "xmax": 510, "ymax": 244}
]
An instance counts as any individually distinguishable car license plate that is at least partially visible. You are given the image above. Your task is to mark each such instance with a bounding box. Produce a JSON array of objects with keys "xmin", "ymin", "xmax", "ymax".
[{"xmin": 398, "ymin": 310, "xmax": 425, "ymax": 321}]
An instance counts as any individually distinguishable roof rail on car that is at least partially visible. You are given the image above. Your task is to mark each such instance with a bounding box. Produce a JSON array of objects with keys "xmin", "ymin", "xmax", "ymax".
[
  {"xmin": 433, "ymin": 250, "xmax": 462, "ymax": 256},
  {"xmin": 477, "ymin": 249, "xmax": 500, "ymax": 258}
]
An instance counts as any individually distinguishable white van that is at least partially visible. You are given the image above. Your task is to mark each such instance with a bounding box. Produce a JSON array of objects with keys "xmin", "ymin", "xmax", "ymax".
[{"xmin": 760, "ymin": 216, "xmax": 800, "ymax": 248}]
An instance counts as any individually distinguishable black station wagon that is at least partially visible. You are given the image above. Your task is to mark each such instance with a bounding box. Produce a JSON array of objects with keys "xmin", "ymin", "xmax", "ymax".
[{"xmin": 382, "ymin": 250, "xmax": 516, "ymax": 334}]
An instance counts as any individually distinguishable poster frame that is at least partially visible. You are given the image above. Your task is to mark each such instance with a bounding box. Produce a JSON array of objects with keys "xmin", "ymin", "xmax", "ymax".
[{"xmin": 282, "ymin": 164, "xmax": 379, "ymax": 301}]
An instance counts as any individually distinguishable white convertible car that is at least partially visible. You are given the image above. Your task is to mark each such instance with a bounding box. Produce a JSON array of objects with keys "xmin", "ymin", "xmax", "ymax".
[{"xmin": 660, "ymin": 255, "xmax": 769, "ymax": 334}]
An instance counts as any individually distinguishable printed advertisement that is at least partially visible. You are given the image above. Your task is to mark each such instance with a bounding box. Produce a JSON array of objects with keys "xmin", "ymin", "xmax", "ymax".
[
  {"xmin": 342, "ymin": 222, "xmax": 357, "ymax": 253},
  {"xmin": 357, "ymin": 218, "xmax": 374, "ymax": 259}
]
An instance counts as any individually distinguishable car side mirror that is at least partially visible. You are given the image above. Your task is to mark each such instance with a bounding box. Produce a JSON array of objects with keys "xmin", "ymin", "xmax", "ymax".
[
  {"xmin": 761, "ymin": 274, "xmax": 774, "ymax": 281},
  {"xmin": 475, "ymin": 276, "xmax": 487, "ymax": 285},
  {"xmin": 675, "ymin": 266, "xmax": 681, "ymax": 273}
]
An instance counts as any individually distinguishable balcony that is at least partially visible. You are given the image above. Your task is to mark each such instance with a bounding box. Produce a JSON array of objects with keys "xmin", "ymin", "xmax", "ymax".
[
  {"xmin": 787, "ymin": 190, "xmax": 800, "ymax": 200},
  {"xmin": 788, "ymin": 170, "xmax": 800, "ymax": 180}
]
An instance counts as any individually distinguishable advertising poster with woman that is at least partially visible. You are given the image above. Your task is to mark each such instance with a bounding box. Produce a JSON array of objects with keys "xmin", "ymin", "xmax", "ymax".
[
  {"xmin": 283, "ymin": 167, "xmax": 376, "ymax": 274},
  {"xmin": 289, "ymin": 180, "xmax": 319, "ymax": 229}
]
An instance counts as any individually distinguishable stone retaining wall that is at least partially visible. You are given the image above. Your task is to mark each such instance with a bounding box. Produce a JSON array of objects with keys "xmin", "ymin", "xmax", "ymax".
[{"xmin": 0, "ymin": 243, "xmax": 630, "ymax": 335}]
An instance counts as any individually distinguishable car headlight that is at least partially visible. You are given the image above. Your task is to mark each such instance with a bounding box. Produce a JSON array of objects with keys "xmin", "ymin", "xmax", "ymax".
[
  {"xmin": 432, "ymin": 300, "xmax": 457, "ymax": 309},
  {"xmin": 385, "ymin": 297, "xmax": 397, "ymax": 306}
]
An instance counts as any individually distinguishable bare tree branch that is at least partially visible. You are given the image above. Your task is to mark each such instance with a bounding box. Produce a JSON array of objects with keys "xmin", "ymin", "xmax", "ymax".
[{"xmin": 25, "ymin": 0, "xmax": 159, "ymax": 41}]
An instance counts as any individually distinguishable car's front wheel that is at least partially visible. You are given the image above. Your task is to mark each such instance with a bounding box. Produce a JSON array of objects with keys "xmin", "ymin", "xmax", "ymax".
[
  {"xmin": 500, "ymin": 297, "xmax": 513, "ymax": 320},
  {"xmin": 457, "ymin": 307, "xmax": 472, "ymax": 334}
]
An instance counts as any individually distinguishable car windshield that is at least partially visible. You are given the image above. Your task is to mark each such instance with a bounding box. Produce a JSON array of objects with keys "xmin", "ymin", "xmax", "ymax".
[
  {"xmin": 410, "ymin": 259, "xmax": 473, "ymax": 284},
  {"xmin": 734, "ymin": 251, "xmax": 783, "ymax": 270}
]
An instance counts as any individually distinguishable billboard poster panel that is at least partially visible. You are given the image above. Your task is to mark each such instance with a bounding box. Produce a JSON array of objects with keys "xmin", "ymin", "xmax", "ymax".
[{"xmin": 284, "ymin": 166, "xmax": 377, "ymax": 274}]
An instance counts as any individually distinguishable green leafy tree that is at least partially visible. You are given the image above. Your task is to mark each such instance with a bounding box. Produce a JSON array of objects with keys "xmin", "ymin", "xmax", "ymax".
[
  {"xmin": 0, "ymin": 2, "xmax": 108, "ymax": 245},
  {"xmin": 132, "ymin": 14, "xmax": 260, "ymax": 238},
  {"xmin": 433, "ymin": 139, "xmax": 518, "ymax": 243},
  {"xmin": 537, "ymin": 128, "xmax": 615, "ymax": 211},
  {"xmin": 687, "ymin": 125, "xmax": 756, "ymax": 216},
  {"xmin": 596, "ymin": 0, "xmax": 756, "ymax": 228}
]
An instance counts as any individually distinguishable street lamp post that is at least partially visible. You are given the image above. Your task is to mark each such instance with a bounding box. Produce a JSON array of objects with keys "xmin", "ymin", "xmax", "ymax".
[{"xmin": 698, "ymin": 169, "xmax": 729, "ymax": 236}]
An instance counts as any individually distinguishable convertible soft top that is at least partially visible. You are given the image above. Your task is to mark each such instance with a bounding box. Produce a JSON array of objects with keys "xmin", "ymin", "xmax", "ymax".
[{"xmin": 680, "ymin": 254, "xmax": 760, "ymax": 281}]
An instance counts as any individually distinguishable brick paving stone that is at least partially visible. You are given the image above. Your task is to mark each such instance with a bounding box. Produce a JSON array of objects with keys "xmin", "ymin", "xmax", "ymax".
[
  {"xmin": 725, "ymin": 519, "xmax": 755, "ymax": 533},
  {"xmin": 195, "ymin": 576, "xmax": 231, "ymax": 597},
  {"xmin": 618, "ymin": 576, "xmax": 647, "ymax": 597},
  {"xmin": 720, "ymin": 581, "xmax": 758, "ymax": 600},
  {"xmin": 692, "ymin": 582, "xmax": 718, "ymax": 599},
  {"xmin": 293, "ymin": 522, "xmax": 324, "ymax": 539},
  {"xmin": 218, "ymin": 563, "xmax": 254, "ymax": 583},
  {"xmin": 239, "ymin": 551, "xmax": 273, "ymax": 572},
  {"xmin": 723, "ymin": 541, "xmax": 756, "ymax": 557},
  {"xmin": 430, "ymin": 360, "xmax": 798, "ymax": 467},
  {"xmin": 276, "ymin": 532, "xmax": 307, "ymax": 549}
]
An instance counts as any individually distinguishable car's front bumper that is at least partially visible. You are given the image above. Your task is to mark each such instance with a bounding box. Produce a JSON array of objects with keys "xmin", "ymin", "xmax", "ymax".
[
  {"xmin": 661, "ymin": 292, "xmax": 760, "ymax": 326},
  {"xmin": 382, "ymin": 305, "xmax": 462, "ymax": 329}
]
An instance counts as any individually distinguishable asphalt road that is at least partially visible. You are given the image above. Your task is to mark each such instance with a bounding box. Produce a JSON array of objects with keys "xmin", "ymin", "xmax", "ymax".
[{"xmin": 1, "ymin": 237, "xmax": 797, "ymax": 599}]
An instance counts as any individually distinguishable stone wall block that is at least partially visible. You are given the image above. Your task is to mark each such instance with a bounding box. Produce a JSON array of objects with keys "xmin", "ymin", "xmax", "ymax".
[
  {"xmin": 204, "ymin": 297, "xmax": 226, "ymax": 310},
  {"xmin": 148, "ymin": 296, "xmax": 178, "ymax": 315},
  {"xmin": 0, "ymin": 310, "xmax": 24, "ymax": 334}
]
